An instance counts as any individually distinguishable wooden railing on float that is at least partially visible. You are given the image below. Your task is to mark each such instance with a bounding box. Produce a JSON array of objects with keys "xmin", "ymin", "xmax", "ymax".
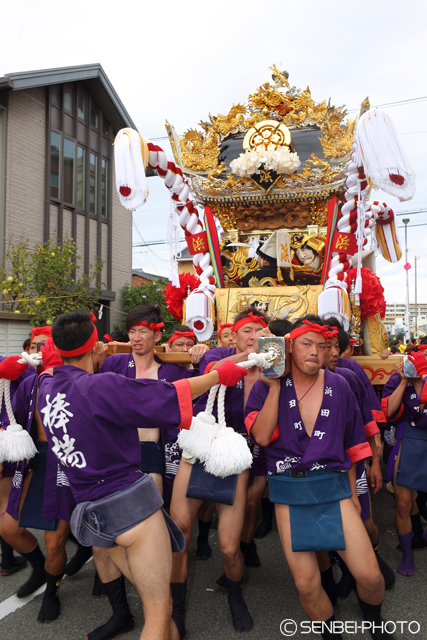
[{"xmin": 107, "ymin": 344, "xmax": 403, "ymax": 384}]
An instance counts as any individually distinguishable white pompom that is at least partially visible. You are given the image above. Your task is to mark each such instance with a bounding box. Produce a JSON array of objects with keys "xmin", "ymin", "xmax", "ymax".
[
  {"xmin": 204, "ymin": 429, "xmax": 252, "ymax": 478},
  {"xmin": 1, "ymin": 425, "xmax": 38, "ymax": 463},
  {"xmin": 177, "ymin": 413, "xmax": 219, "ymax": 463}
]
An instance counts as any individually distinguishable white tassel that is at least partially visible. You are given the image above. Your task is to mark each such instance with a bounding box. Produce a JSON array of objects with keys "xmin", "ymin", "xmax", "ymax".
[
  {"xmin": 356, "ymin": 110, "xmax": 416, "ymax": 202},
  {"xmin": 185, "ymin": 285, "xmax": 216, "ymax": 341},
  {"xmin": 0, "ymin": 425, "xmax": 38, "ymax": 463},
  {"xmin": 114, "ymin": 128, "xmax": 149, "ymax": 210},
  {"xmin": 204, "ymin": 429, "xmax": 253, "ymax": 478},
  {"xmin": 177, "ymin": 413, "xmax": 219, "ymax": 463},
  {"xmin": 178, "ymin": 354, "xmax": 277, "ymax": 479},
  {"xmin": 0, "ymin": 379, "xmax": 38, "ymax": 463},
  {"xmin": 317, "ymin": 287, "xmax": 351, "ymax": 331}
]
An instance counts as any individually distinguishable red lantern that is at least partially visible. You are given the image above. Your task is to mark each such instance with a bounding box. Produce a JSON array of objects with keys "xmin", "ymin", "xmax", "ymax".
[{"xmin": 403, "ymin": 262, "xmax": 411, "ymax": 270}]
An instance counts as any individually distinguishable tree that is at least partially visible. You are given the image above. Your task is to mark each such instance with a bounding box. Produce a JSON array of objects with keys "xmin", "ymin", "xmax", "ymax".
[
  {"xmin": 0, "ymin": 237, "xmax": 103, "ymax": 326},
  {"xmin": 118, "ymin": 281, "xmax": 176, "ymax": 341}
]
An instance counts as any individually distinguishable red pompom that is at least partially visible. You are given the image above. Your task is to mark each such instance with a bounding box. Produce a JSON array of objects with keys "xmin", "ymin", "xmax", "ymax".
[
  {"xmin": 194, "ymin": 320, "xmax": 204, "ymax": 331},
  {"xmin": 389, "ymin": 174, "xmax": 404, "ymax": 186},
  {"xmin": 164, "ymin": 272, "xmax": 200, "ymax": 320},
  {"xmin": 345, "ymin": 268, "xmax": 386, "ymax": 320},
  {"xmin": 119, "ymin": 186, "xmax": 131, "ymax": 197}
]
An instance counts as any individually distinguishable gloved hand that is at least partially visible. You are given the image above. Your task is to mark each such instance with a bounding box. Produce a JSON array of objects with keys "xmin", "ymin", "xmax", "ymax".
[
  {"xmin": 0, "ymin": 356, "xmax": 28, "ymax": 380},
  {"xmin": 40, "ymin": 338, "xmax": 63, "ymax": 370},
  {"xmin": 216, "ymin": 360, "xmax": 248, "ymax": 387},
  {"xmin": 408, "ymin": 351, "xmax": 427, "ymax": 377}
]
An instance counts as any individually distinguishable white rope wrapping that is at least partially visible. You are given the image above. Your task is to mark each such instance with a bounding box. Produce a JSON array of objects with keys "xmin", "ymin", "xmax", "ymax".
[
  {"xmin": 114, "ymin": 129, "xmax": 215, "ymax": 286},
  {"xmin": 147, "ymin": 142, "xmax": 214, "ymax": 285},
  {"xmin": 2, "ymin": 379, "xmax": 16, "ymax": 426},
  {"xmin": 177, "ymin": 351, "xmax": 276, "ymax": 477}
]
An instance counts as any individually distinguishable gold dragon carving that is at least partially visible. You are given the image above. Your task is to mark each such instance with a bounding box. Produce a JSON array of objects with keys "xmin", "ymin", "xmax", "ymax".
[
  {"xmin": 179, "ymin": 127, "xmax": 220, "ymax": 171},
  {"xmin": 306, "ymin": 153, "xmax": 342, "ymax": 183},
  {"xmin": 270, "ymin": 64, "xmax": 290, "ymax": 87},
  {"xmin": 320, "ymin": 109, "xmax": 355, "ymax": 158},
  {"xmin": 180, "ymin": 105, "xmax": 266, "ymax": 171}
]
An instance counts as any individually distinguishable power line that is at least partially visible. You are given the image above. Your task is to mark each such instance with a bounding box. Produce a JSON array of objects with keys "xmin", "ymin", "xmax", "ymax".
[
  {"xmin": 347, "ymin": 96, "xmax": 427, "ymax": 113},
  {"xmin": 396, "ymin": 209, "xmax": 427, "ymax": 216},
  {"xmin": 132, "ymin": 239, "xmax": 185, "ymax": 248},
  {"xmin": 398, "ymin": 224, "xmax": 427, "ymax": 228},
  {"xmin": 145, "ymin": 96, "xmax": 427, "ymax": 140},
  {"xmin": 132, "ymin": 221, "xmax": 164, "ymax": 274}
]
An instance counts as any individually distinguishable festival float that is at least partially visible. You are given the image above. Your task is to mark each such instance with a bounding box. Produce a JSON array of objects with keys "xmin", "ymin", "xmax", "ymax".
[{"xmin": 114, "ymin": 65, "xmax": 415, "ymax": 383}]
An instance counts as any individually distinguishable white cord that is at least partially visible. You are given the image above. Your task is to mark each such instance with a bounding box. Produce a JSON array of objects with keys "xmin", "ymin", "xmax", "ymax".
[
  {"xmin": 3, "ymin": 380, "xmax": 16, "ymax": 425},
  {"xmin": 203, "ymin": 350, "xmax": 277, "ymax": 429}
]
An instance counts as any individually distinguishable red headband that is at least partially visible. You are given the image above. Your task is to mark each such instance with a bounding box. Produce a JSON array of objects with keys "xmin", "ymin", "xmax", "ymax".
[
  {"xmin": 349, "ymin": 339, "xmax": 357, "ymax": 346},
  {"xmin": 104, "ymin": 334, "xmax": 114, "ymax": 343},
  {"xmin": 290, "ymin": 320, "xmax": 339, "ymax": 342},
  {"xmin": 131, "ymin": 321, "xmax": 164, "ymax": 332},
  {"xmin": 217, "ymin": 323, "xmax": 234, "ymax": 339},
  {"xmin": 167, "ymin": 330, "xmax": 196, "ymax": 344},
  {"xmin": 234, "ymin": 313, "xmax": 267, "ymax": 333},
  {"xmin": 56, "ymin": 313, "xmax": 98, "ymax": 358},
  {"xmin": 30, "ymin": 326, "xmax": 52, "ymax": 343}
]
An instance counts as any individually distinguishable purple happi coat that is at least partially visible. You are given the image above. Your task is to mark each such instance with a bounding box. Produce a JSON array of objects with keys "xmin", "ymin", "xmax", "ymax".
[
  {"xmin": 195, "ymin": 347, "xmax": 267, "ymax": 476},
  {"xmin": 381, "ymin": 372, "xmax": 427, "ymax": 482},
  {"xmin": 382, "ymin": 373, "xmax": 427, "ymax": 429},
  {"xmin": 245, "ymin": 368, "xmax": 371, "ymax": 475},
  {"xmin": 37, "ymin": 365, "xmax": 193, "ymax": 504},
  {"xmin": 334, "ymin": 367, "xmax": 377, "ymax": 521},
  {"xmin": 100, "ymin": 353, "xmax": 197, "ymax": 505},
  {"xmin": 336, "ymin": 358, "xmax": 386, "ymax": 425},
  {"xmin": 195, "ymin": 347, "xmax": 245, "ymax": 433},
  {"xmin": 334, "ymin": 367, "xmax": 378, "ymax": 438},
  {"xmin": 6, "ymin": 369, "xmax": 76, "ymax": 521}
]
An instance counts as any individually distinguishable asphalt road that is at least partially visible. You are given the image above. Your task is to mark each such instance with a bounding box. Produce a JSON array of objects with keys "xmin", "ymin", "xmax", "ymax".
[{"xmin": 0, "ymin": 483, "xmax": 426, "ymax": 640}]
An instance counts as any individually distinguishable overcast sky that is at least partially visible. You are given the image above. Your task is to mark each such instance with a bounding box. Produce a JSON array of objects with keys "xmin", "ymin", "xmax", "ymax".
[{"xmin": 2, "ymin": 0, "xmax": 426, "ymax": 306}]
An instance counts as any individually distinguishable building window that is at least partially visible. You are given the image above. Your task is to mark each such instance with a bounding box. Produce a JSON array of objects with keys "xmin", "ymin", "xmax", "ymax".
[
  {"xmin": 101, "ymin": 159, "xmax": 108, "ymax": 218},
  {"xmin": 51, "ymin": 90, "xmax": 60, "ymax": 108},
  {"xmin": 64, "ymin": 138, "xmax": 75, "ymax": 204},
  {"xmin": 76, "ymin": 146, "xmax": 85, "ymax": 210},
  {"xmin": 48, "ymin": 84, "xmax": 111, "ymax": 222},
  {"xmin": 77, "ymin": 90, "xmax": 85, "ymax": 120},
  {"xmin": 50, "ymin": 131, "xmax": 61, "ymax": 199},
  {"xmin": 64, "ymin": 89, "xmax": 73, "ymax": 113},
  {"xmin": 90, "ymin": 106, "xmax": 98, "ymax": 128},
  {"xmin": 89, "ymin": 153, "xmax": 97, "ymax": 215}
]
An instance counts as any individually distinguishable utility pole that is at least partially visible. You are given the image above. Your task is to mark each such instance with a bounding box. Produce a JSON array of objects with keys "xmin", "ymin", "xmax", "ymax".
[{"xmin": 402, "ymin": 219, "xmax": 410, "ymax": 343}]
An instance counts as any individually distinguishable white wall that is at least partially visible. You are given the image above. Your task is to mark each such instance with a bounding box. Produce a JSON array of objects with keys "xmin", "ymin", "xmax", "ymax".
[{"xmin": 0, "ymin": 319, "xmax": 31, "ymax": 356}]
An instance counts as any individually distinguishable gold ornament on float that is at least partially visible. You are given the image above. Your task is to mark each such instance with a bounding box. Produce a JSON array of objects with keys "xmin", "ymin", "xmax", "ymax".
[{"xmin": 243, "ymin": 120, "xmax": 291, "ymax": 152}]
